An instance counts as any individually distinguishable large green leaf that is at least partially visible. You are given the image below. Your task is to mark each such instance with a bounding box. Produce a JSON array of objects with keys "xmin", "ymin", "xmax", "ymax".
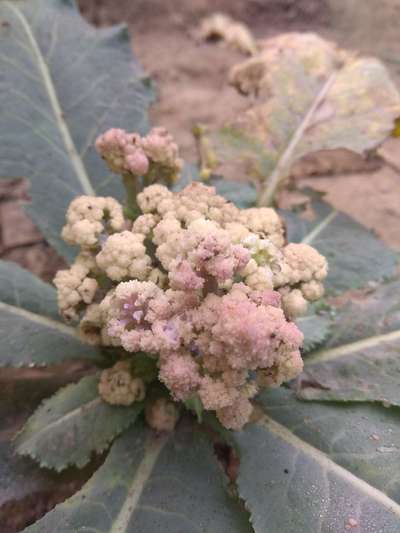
[
  {"xmin": 259, "ymin": 388, "xmax": 400, "ymax": 502},
  {"xmin": 15, "ymin": 374, "xmax": 143, "ymax": 471},
  {"xmin": 0, "ymin": 260, "xmax": 59, "ymax": 319},
  {"xmin": 235, "ymin": 406, "xmax": 400, "ymax": 533},
  {"xmin": 235, "ymin": 274, "xmax": 400, "ymax": 531},
  {"xmin": 0, "ymin": 0, "xmax": 155, "ymax": 260},
  {"xmin": 326, "ymin": 280, "xmax": 400, "ymax": 348},
  {"xmin": 198, "ymin": 33, "xmax": 400, "ymax": 205},
  {"xmin": 23, "ymin": 422, "xmax": 252, "ymax": 532},
  {"xmin": 0, "ymin": 260, "xmax": 99, "ymax": 366},
  {"xmin": 296, "ymin": 278, "xmax": 400, "ymax": 404},
  {"xmin": 298, "ymin": 328, "xmax": 400, "ymax": 406},
  {"xmin": 281, "ymin": 197, "xmax": 398, "ymax": 293}
]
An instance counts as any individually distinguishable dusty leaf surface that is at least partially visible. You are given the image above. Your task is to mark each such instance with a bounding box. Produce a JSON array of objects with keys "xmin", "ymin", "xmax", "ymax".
[
  {"xmin": 0, "ymin": 0, "xmax": 154, "ymax": 261},
  {"xmin": 199, "ymin": 33, "xmax": 400, "ymax": 204}
]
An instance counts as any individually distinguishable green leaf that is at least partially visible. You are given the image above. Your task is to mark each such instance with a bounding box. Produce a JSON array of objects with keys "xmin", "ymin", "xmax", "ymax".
[
  {"xmin": 0, "ymin": 0, "xmax": 155, "ymax": 261},
  {"xmin": 0, "ymin": 260, "xmax": 59, "ymax": 319},
  {"xmin": 173, "ymin": 162, "xmax": 200, "ymax": 190},
  {"xmin": 210, "ymin": 178, "xmax": 257, "ymax": 208},
  {"xmin": 235, "ymin": 274, "xmax": 400, "ymax": 531},
  {"xmin": 296, "ymin": 312, "xmax": 332, "ymax": 354},
  {"xmin": 281, "ymin": 197, "xmax": 398, "ymax": 293},
  {"xmin": 0, "ymin": 260, "xmax": 99, "ymax": 366},
  {"xmin": 298, "ymin": 328, "xmax": 400, "ymax": 406},
  {"xmin": 15, "ymin": 374, "xmax": 143, "ymax": 471},
  {"xmin": 235, "ymin": 401, "xmax": 400, "ymax": 533},
  {"xmin": 296, "ymin": 279, "xmax": 400, "ymax": 405},
  {"xmin": 23, "ymin": 422, "xmax": 252, "ymax": 532},
  {"xmin": 259, "ymin": 388, "xmax": 400, "ymax": 502},
  {"xmin": 326, "ymin": 279, "xmax": 400, "ymax": 348},
  {"xmin": 198, "ymin": 33, "xmax": 400, "ymax": 205}
]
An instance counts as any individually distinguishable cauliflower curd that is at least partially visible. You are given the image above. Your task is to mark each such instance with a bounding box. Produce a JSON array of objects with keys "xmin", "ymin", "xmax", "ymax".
[{"xmin": 54, "ymin": 127, "xmax": 328, "ymax": 431}]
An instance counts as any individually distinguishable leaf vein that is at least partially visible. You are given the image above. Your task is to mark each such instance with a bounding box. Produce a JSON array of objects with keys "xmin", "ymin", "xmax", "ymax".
[
  {"xmin": 5, "ymin": 1, "xmax": 95, "ymax": 196},
  {"xmin": 261, "ymin": 415, "xmax": 400, "ymax": 516},
  {"xmin": 0, "ymin": 301, "xmax": 80, "ymax": 338},
  {"xmin": 305, "ymin": 329, "xmax": 400, "ymax": 365},
  {"xmin": 109, "ymin": 434, "xmax": 169, "ymax": 533}
]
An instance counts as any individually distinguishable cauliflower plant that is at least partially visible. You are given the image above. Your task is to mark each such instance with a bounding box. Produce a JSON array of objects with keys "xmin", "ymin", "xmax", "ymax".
[{"xmin": 54, "ymin": 127, "xmax": 327, "ymax": 431}]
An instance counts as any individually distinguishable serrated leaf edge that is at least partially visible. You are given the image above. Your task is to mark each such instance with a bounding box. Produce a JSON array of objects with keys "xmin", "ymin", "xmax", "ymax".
[
  {"xmin": 296, "ymin": 314, "xmax": 332, "ymax": 354},
  {"xmin": 14, "ymin": 375, "xmax": 143, "ymax": 471}
]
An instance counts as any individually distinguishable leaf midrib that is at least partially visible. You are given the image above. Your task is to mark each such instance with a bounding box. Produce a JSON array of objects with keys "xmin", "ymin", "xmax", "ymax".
[
  {"xmin": 20, "ymin": 395, "xmax": 102, "ymax": 444},
  {"xmin": 110, "ymin": 434, "xmax": 169, "ymax": 533},
  {"xmin": 0, "ymin": 300, "xmax": 80, "ymax": 338},
  {"xmin": 258, "ymin": 415, "xmax": 400, "ymax": 517},
  {"xmin": 305, "ymin": 328, "xmax": 400, "ymax": 365},
  {"xmin": 5, "ymin": 1, "xmax": 95, "ymax": 196},
  {"xmin": 258, "ymin": 71, "xmax": 338, "ymax": 206},
  {"xmin": 301, "ymin": 209, "xmax": 338, "ymax": 245}
]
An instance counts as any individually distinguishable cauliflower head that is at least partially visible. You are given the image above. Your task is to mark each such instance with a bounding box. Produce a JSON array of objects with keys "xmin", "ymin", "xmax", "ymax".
[{"xmin": 55, "ymin": 179, "xmax": 327, "ymax": 430}]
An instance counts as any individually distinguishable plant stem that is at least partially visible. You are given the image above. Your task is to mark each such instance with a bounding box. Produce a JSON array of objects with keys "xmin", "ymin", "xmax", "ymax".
[{"xmin": 122, "ymin": 172, "xmax": 141, "ymax": 220}]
